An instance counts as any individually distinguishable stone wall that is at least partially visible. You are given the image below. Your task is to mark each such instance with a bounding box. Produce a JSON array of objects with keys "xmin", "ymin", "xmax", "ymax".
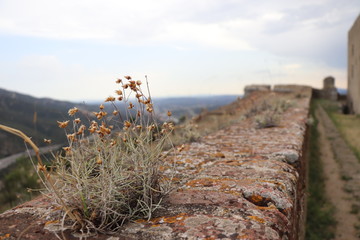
[
  {"xmin": 0, "ymin": 86, "xmax": 312, "ymax": 240},
  {"xmin": 348, "ymin": 14, "xmax": 360, "ymax": 114}
]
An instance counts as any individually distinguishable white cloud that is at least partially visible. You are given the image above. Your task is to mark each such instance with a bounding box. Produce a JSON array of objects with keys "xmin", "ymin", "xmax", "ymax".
[
  {"xmin": 155, "ymin": 21, "xmax": 254, "ymax": 51},
  {"xmin": 283, "ymin": 64, "xmax": 301, "ymax": 70}
]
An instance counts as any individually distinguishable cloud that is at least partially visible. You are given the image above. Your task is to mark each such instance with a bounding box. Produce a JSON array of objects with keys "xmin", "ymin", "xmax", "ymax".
[
  {"xmin": 0, "ymin": 0, "xmax": 358, "ymax": 100},
  {"xmin": 0, "ymin": 0, "xmax": 358, "ymax": 58}
]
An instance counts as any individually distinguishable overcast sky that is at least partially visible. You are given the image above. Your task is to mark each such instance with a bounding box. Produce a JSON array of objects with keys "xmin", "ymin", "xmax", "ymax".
[{"xmin": 0, "ymin": 0, "xmax": 359, "ymax": 101}]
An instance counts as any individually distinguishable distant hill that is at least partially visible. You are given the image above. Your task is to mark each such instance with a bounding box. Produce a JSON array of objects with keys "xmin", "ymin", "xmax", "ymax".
[
  {"xmin": 0, "ymin": 88, "xmax": 90, "ymax": 158},
  {"xmin": 152, "ymin": 95, "xmax": 240, "ymax": 122},
  {"xmin": 337, "ymin": 88, "xmax": 347, "ymax": 95},
  {"xmin": 0, "ymin": 88, "xmax": 240, "ymax": 158}
]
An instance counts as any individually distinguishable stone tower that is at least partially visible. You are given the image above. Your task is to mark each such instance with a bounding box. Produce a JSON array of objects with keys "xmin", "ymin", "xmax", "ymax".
[
  {"xmin": 321, "ymin": 76, "xmax": 338, "ymax": 101},
  {"xmin": 348, "ymin": 14, "xmax": 360, "ymax": 114}
]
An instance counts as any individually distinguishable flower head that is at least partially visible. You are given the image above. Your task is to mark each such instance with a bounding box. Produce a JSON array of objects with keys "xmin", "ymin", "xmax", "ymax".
[
  {"xmin": 105, "ymin": 96, "xmax": 116, "ymax": 102},
  {"xmin": 57, "ymin": 120, "xmax": 70, "ymax": 128},
  {"xmin": 68, "ymin": 107, "xmax": 79, "ymax": 116}
]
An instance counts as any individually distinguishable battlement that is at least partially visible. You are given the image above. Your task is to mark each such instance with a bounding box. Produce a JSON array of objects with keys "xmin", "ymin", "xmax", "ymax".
[{"xmin": 0, "ymin": 86, "xmax": 312, "ymax": 240}]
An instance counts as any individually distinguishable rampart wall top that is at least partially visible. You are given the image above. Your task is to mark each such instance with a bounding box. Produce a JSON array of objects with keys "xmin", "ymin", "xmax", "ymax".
[{"xmin": 0, "ymin": 86, "xmax": 312, "ymax": 239}]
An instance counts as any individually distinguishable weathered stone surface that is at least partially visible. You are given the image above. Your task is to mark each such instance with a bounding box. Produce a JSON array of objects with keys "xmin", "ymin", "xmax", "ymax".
[{"xmin": 0, "ymin": 86, "xmax": 312, "ymax": 240}]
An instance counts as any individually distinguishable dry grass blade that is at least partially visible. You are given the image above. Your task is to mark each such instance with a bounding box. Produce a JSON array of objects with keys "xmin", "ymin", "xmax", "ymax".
[{"xmin": 0, "ymin": 124, "xmax": 42, "ymax": 165}]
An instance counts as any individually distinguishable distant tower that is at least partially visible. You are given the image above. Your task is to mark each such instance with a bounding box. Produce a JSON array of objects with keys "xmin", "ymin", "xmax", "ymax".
[
  {"xmin": 321, "ymin": 76, "xmax": 338, "ymax": 101},
  {"xmin": 323, "ymin": 76, "xmax": 335, "ymax": 89}
]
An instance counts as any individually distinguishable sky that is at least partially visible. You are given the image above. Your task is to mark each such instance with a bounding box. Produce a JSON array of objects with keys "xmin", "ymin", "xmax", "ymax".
[{"xmin": 0, "ymin": 0, "xmax": 359, "ymax": 101}]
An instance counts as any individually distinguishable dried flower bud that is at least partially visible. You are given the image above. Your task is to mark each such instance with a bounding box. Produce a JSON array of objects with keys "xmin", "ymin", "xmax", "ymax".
[
  {"xmin": 117, "ymin": 96, "xmax": 123, "ymax": 101},
  {"xmin": 167, "ymin": 111, "xmax": 172, "ymax": 117},
  {"xmin": 67, "ymin": 133, "xmax": 76, "ymax": 142},
  {"xmin": 37, "ymin": 164, "xmax": 46, "ymax": 172},
  {"xmin": 124, "ymin": 76, "xmax": 132, "ymax": 80},
  {"xmin": 113, "ymin": 110, "xmax": 119, "ymax": 116},
  {"xmin": 68, "ymin": 107, "xmax": 79, "ymax": 116},
  {"xmin": 177, "ymin": 144, "xmax": 185, "ymax": 152},
  {"xmin": 89, "ymin": 126, "xmax": 97, "ymax": 133},
  {"xmin": 128, "ymin": 102, "xmax": 134, "ymax": 109},
  {"xmin": 44, "ymin": 139, "xmax": 52, "ymax": 144},
  {"xmin": 146, "ymin": 106, "xmax": 153, "ymax": 113},
  {"xmin": 123, "ymin": 84, "xmax": 129, "ymax": 89},
  {"xmin": 74, "ymin": 118, "xmax": 81, "ymax": 124},
  {"xmin": 77, "ymin": 125, "xmax": 86, "ymax": 135},
  {"xmin": 99, "ymin": 122, "xmax": 111, "ymax": 135},
  {"xmin": 96, "ymin": 157, "xmax": 103, "ymax": 165},
  {"xmin": 147, "ymin": 124, "xmax": 155, "ymax": 131},
  {"xmin": 63, "ymin": 146, "xmax": 72, "ymax": 152},
  {"xmin": 105, "ymin": 96, "xmax": 115, "ymax": 102},
  {"xmin": 115, "ymin": 90, "xmax": 123, "ymax": 95},
  {"xmin": 124, "ymin": 120, "xmax": 131, "ymax": 128},
  {"xmin": 99, "ymin": 104, "xmax": 105, "ymax": 110},
  {"xmin": 136, "ymin": 80, "xmax": 142, "ymax": 86},
  {"xmin": 57, "ymin": 120, "xmax": 70, "ymax": 128},
  {"xmin": 116, "ymin": 79, "xmax": 122, "ymax": 84}
]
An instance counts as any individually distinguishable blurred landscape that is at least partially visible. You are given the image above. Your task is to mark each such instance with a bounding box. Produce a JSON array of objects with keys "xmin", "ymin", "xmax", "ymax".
[{"xmin": 0, "ymin": 87, "xmax": 240, "ymax": 158}]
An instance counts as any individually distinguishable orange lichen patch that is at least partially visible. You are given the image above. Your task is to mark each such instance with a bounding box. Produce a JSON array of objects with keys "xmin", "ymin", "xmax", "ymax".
[
  {"xmin": 160, "ymin": 176, "xmax": 181, "ymax": 183},
  {"xmin": 215, "ymin": 160, "xmax": 245, "ymax": 166},
  {"xmin": 222, "ymin": 190, "xmax": 242, "ymax": 196},
  {"xmin": 175, "ymin": 161, "xmax": 185, "ymax": 165},
  {"xmin": 255, "ymin": 205, "xmax": 277, "ymax": 211},
  {"xmin": 257, "ymin": 179, "xmax": 286, "ymax": 191},
  {"xmin": 212, "ymin": 152, "xmax": 225, "ymax": 158},
  {"xmin": 147, "ymin": 213, "xmax": 189, "ymax": 226},
  {"xmin": 185, "ymin": 178, "xmax": 233, "ymax": 188},
  {"xmin": 0, "ymin": 234, "xmax": 10, "ymax": 240},
  {"xmin": 247, "ymin": 194, "xmax": 271, "ymax": 205},
  {"xmin": 237, "ymin": 234, "xmax": 250, "ymax": 239},
  {"xmin": 185, "ymin": 158, "xmax": 193, "ymax": 164},
  {"xmin": 159, "ymin": 165, "xmax": 169, "ymax": 171},
  {"xmin": 247, "ymin": 215, "xmax": 266, "ymax": 224},
  {"xmin": 135, "ymin": 219, "xmax": 147, "ymax": 223}
]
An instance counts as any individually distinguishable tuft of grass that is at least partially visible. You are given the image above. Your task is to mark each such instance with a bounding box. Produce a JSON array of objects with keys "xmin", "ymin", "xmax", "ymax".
[
  {"xmin": 254, "ymin": 111, "xmax": 280, "ymax": 129},
  {"xmin": 245, "ymin": 99, "xmax": 293, "ymax": 129},
  {"xmin": 1, "ymin": 76, "xmax": 177, "ymax": 234},
  {"xmin": 306, "ymin": 100, "xmax": 336, "ymax": 240}
]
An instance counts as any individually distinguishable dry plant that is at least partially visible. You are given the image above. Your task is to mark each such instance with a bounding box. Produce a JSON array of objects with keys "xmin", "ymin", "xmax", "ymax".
[
  {"xmin": 2, "ymin": 76, "xmax": 177, "ymax": 235},
  {"xmin": 254, "ymin": 111, "xmax": 280, "ymax": 129},
  {"xmin": 246, "ymin": 99, "xmax": 294, "ymax": 129}
]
